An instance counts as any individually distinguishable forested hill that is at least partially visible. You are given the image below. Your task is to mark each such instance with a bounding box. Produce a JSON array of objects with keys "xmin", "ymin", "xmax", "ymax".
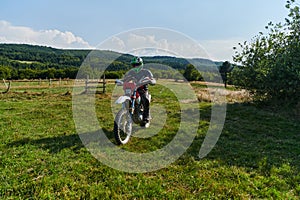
[
  {"xmin": 0, "ymin": 43, "xmax": 222, "ymax": 79},
  {"xmin": 0, "ymin": 44, "xmax": 91, "ymax": 69}
]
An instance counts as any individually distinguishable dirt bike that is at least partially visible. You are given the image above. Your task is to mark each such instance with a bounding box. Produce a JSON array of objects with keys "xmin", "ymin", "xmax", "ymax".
[{"xmin": 114, "ymin": 77, "xmax": 155, "ymax": 145}]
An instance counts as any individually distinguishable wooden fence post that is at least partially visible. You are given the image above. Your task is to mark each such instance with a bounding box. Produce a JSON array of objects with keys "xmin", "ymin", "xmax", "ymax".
[
  {"xmin": 85, "ymin": 75, "xmax": 89, "ymax": 93},
  {"xmin": 103, "ymin": 73, "xmax": 106, "ymax": 94},
  {"xmin": 2, "ymin": 79, "xmax": 11, "ymax": 94},
  {"xmin": 3, "ymin": 79, "xmax": 8, "ymax": 88},
  {"xmin": 83, "ymin": 74, "xmax": 106, "ymax": 94}
]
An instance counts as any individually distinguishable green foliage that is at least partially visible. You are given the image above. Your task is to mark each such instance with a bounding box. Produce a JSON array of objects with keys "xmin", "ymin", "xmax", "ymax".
[
  {"xmin": 218, "ymin": 61, "xmax": 234, "ymax": 88},
  {"xmin": 105, "ymin": 71, "xmax": 124, "ymax": 79},
  {"xmin": 183, "ymin": 64, "xmax": 203, "ymax": 81},
  {"xmin": 232, "ymin": 0, "xmax": 300, "ymax": 105},
  {"xmin": 0, "ymin": 66, "xmax": 12, "ymax": 79}
]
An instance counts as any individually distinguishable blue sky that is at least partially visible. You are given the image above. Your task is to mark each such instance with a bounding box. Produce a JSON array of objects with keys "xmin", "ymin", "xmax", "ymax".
[{"xmin": 0, "ymin": 0, "xmax": 290, "ymax": 61}]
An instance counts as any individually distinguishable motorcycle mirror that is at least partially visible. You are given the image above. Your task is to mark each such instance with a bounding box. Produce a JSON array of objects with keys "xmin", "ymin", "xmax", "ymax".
[{"xmin": 115, "ymin": 79, "xmax": 124, "ymax": 86}]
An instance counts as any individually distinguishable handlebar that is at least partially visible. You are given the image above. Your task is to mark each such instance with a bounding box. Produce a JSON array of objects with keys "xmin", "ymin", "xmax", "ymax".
[
  {"xmin": 139, "ymin": 77, "xmax": 156, "ymax": 85},
  {"xmin": 115, "ymin": 77, "xmax": 156, "ymax": 87}
]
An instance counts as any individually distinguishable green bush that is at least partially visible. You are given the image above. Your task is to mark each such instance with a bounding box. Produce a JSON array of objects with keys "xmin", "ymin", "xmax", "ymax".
[{"xmin": 232, "ymin": 0, "xmax": 300, "ymax": 106}]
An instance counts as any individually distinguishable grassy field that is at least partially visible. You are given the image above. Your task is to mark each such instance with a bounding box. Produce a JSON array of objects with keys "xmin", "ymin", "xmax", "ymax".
[{"xmin": 0, "ymin": 81, "xmax": 300, "ymax": 199}]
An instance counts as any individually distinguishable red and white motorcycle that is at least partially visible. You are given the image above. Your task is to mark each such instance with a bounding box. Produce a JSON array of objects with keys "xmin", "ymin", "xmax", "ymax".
[{"xmin": 114, "ymin": 77, "xmax": 155, "ymax": 144}]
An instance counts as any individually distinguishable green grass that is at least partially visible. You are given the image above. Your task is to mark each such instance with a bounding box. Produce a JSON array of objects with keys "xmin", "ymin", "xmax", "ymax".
[{"xmin": 0, "ymin": 82, "xmax": 300, "ymax": 199}]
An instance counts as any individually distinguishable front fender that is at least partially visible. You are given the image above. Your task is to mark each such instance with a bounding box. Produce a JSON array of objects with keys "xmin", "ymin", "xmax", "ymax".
[{"xmin": 115, "ymin": 96, "xmax": 131, "ymax": 104}]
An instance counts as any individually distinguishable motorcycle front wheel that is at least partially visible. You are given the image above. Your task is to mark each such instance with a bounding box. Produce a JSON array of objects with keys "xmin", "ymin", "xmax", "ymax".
[{"xmin": 114, "ymin": 109, "xmax": 132, "ymax": 145}]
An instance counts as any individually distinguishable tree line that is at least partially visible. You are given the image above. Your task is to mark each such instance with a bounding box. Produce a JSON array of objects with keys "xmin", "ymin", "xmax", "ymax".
[{"xmin": 0, "ymin": 43, "xmax": 224, "ymax": 81}]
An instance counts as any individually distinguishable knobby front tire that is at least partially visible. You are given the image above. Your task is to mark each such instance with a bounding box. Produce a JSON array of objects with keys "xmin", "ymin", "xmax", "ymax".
[{"xmin": 114, "ymin": 109, "xmax": 132, "ymax": 145}]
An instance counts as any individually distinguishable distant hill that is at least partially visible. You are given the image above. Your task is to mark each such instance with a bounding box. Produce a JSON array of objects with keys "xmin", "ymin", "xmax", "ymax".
[
  {"xmin": 0, "ymin": 43, "xmax": 223, "ymax": 80},
  {"xmin": 0, "ymin": 43, "xmax": 221, "ymax": 70},
  {"xmin": 0, "ymin": 43, "xmax": 90, "ymax": 69}
]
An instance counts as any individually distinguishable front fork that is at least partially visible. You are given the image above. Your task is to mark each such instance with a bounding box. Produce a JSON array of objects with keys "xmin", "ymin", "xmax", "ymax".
[
  {"xmin": 121, "ymin": 90, "xmax": 138, "ymax": 120},
  {"xmin": 129, "ymin": 90, "xmax": 137, "ymax": 116},
  {"xmin": 122, "ymin": 98, "xmax": 134, "ymax": 116}
]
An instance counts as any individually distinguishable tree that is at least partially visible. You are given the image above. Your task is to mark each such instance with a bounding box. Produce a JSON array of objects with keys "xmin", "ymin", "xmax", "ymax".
[
  {"xmin": 218, "ymin": 61, "xmax": 234, "ymax": 88},
  {"xmin": 232, "ymin": 0, "xmax": 300, "ymax": 105},
  {"xmin": 18, "ymin": 68, "xmax": 37, "ymax": 79},
  {"xmin": 0, "ymin": 66, "xmax": 12, "ymax": 79},
  {"xmin": 183, "ymin": 64, "xmax": 202, "ymax": 81}
]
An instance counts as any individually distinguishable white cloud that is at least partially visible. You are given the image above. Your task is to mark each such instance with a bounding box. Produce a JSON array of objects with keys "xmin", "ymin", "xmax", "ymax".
[
  {"xmin": 99, "ymin": 28, "xmax": 246, "ymax": 61},
  {"xmin": 99, "ymin": 29, "xmax": 209, "ymax": 59},
  {"xmin": 105, "ymin": 36, "xmax": 126, "ymax": 51},
  {"xmin": 200, "ymin": 38, "xmax": 244, "ymax": 62},
  {"xmin": 0, "ymin": 20, "xmax": 93, "ymax": 49},
  {"xmin": 98, "ymin": 28, "xmax": 244, "ymax": 61}
]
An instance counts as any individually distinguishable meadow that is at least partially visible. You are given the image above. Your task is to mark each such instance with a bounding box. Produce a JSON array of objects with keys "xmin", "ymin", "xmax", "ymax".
[{"xmin": 0, "ymin": 80, "xmax": 299, "ymax": 199}]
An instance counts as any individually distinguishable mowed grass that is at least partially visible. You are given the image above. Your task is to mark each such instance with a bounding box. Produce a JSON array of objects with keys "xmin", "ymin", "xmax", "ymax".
[{"xmin": 0, "ymin": 81, "xmax": 300, "ymax": 199}]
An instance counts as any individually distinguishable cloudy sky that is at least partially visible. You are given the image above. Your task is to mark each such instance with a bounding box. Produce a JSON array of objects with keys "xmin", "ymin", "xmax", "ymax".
[{"xmin": 0, "ymin": 0, "xmax": 289, "ymax": 61}]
